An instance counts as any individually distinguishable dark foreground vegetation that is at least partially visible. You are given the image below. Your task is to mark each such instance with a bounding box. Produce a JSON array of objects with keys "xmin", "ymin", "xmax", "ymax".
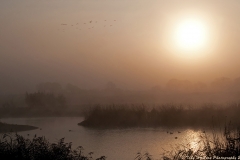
[
  {"xmin": 0, "ymin": 133, "xmax": 106, "ymax": 160},
  {"xmin": 0, "ymin": 122, "xmax": 37, "ymax": 133},
  {"xmin": 79, "ymin": 103, "xmax": 240, "ymax": 128}
]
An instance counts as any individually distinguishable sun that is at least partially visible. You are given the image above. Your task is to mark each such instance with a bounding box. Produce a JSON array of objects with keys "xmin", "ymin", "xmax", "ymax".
[
  {"xmin": 175, "ymin": 19, "xmax": 208, "ymax": 52},
  {"xmin": 162, "ymin": 14, "xmax": 214, "ymax": 61}
]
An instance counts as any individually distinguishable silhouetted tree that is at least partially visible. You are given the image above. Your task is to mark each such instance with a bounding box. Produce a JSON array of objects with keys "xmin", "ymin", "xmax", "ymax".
[
  {"xmin": 105, "ymin": 81, "xmax": 117, "ymax": 92},
  {"xmin": 233, "ymin": 77, "xmax": 240, "ymax": 91},
  {"xmin": 194, "ymin": 81, "xmax": 207, "ymax": 91},
  {"xmin": 151, "ymin": 85, "xmax": 162, "ymax": 92},
  {"xmin": 166, "ymin": 79, "xmax": 192, "ymax": 91},
  {"xmin": 211, "ymin": 77, "xmax": 232, "ymax": 90},
  {"xmin": 65, "ymin": 83, "xmax": 83, "ymax": 94},
  {"xmin": 36, "ymin": 82, "xmax": 62, "ymax": 93},
  {"xmin": 25, "ymin": 92, "xmax": 66, "ymax": 108}
]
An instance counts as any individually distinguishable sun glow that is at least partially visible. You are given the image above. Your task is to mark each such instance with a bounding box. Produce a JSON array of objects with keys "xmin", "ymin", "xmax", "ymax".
[
  {"xmin": 168, "ymin": 17, "xmax": 211, "ymax": 60},
  {"xmin": 175, "ymin": 19, "xmax": 208, "ymax": 52},
  {"xmin": 176, "ymin": 19, "xmax": 207, "ymax": 50}
]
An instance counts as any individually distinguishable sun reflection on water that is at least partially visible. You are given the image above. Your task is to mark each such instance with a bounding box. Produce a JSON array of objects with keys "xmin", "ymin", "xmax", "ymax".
[{"xmin": 183, "ymin": 129, "xmax": 204, "ymax": 152}]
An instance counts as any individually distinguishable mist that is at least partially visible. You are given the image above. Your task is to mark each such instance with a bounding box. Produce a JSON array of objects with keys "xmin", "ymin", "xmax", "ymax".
[
  {"xmin": 2, "ymin": 1, "xmax": 240, "ymax": 159},
  {"xmin": 1, "ymin": 0, "xmax": 240, "ymax": 94}
]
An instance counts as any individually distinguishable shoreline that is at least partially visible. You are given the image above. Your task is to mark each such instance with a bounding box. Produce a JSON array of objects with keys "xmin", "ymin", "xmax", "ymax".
[{"xmin": 0, "ymin": 122, "xmax": 38, "ymax": 133}]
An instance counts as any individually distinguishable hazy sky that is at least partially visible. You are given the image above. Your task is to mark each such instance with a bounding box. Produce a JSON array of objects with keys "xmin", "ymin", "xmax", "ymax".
[{"xmin": 1, "ymin": 0, "xmax": 240, "ymax": 93}]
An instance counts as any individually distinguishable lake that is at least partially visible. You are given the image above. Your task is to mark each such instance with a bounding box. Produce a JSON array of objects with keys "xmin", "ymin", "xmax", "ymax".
[{"xmin": 0, "ymin": 117, "xmax": 216, "ymax": 159}]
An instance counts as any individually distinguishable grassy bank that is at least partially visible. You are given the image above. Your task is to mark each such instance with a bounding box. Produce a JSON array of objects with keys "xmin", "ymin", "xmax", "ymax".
[
  {"xmin": 0, "ymin": 122, "xmax": 38, "ymax": 133},
  {"xmin": 79, "ymin": 103, "xmax": 240, "ymax": 128}
]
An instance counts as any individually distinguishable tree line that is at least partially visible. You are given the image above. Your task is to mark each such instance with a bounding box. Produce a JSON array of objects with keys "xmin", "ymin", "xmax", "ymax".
[{"xmin": 25, "ymin": 92, "xmax": 66, "ymax": 108}]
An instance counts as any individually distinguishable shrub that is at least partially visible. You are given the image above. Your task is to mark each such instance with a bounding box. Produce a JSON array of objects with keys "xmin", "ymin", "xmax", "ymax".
[{"xmin": 0, "ymin": 133, "xmax": 105, "ymax": 160}]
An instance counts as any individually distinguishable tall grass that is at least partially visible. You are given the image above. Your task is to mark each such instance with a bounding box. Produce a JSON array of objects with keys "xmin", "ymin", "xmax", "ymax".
[
  {"xmin": 79, "ymin": 103, "xmax": 240, "ymax": 128},
  {"xmin": 0, "ymin": 133, "xmax": 106, "ymax": 160}
]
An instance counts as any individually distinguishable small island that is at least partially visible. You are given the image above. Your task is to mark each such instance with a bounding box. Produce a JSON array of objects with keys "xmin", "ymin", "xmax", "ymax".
[
  {"xmin": 0, "ymin": 122, "xmax": 38, "ymax": 133},
  {"xmin": 78, "ymin": 104, "xmax": 240, "ymax": 128}
]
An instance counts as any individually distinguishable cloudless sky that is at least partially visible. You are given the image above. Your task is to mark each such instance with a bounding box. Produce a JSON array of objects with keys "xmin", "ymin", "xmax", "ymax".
[{"xmin": 1, "ymin": 0, "xmax": 240, "ymax": 93}]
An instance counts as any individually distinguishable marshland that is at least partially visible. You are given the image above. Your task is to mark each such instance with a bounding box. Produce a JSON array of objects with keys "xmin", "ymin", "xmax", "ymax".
[
  {"xmin": 1, "ymin": 83, "xmax": 240, "ymax": 159},
  {"xmin": 79, "ymin": 103, "xmax": 240, "ymax": 128},
  {"xmin": 1, "ymin": 0, "xmax": 240, "ymax": 159}
]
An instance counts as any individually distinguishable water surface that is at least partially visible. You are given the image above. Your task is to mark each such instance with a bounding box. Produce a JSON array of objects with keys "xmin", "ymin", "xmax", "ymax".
[{"xmin": 0, "ymin": 117, "xmax": 214, "ymax": 159}]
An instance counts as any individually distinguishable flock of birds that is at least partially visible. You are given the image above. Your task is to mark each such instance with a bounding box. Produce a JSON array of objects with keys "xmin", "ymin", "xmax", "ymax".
[
  {"xmin": 26, "ymin": 128, "xmax": 73, "ymax": 137},
  {"xmin": 26, "ymin": 128, "xmax": 206, "ymax": 141},
  {"xmin": 59, "ymin": 19, "xmax": 117, "ymax": 32},
  {"xmin": 166, "ymin": 130, "xmax": 206, "ymax": 140},
  {"xmin": 166, "ymin": 131, "xmax": 181, "ymax": 139}
]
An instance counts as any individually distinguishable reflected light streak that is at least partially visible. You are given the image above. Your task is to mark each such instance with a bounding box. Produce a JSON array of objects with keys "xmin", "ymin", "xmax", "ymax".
[{"xmin": 184, "ymin": 129, "xmax": 203, "ymax": 152}]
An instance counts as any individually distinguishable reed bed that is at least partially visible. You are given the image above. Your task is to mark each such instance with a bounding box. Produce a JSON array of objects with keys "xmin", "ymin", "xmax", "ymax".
[{"xmin": 79, "ymin": 103, "xmax": 240, "ymax": 128}]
